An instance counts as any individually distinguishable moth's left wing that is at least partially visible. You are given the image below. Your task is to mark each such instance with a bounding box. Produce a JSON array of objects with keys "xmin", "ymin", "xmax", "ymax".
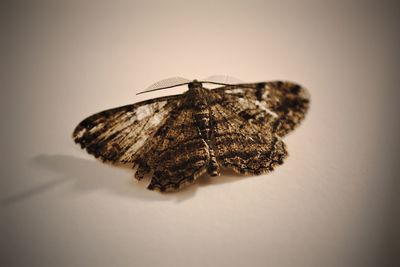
[
  {"xmin": 212, "ymin": 81, "xmax": 310, "ymax": 136},
  {"xmin": 73, "ymin": 94, "xmax": 181, "ymax": 164}
]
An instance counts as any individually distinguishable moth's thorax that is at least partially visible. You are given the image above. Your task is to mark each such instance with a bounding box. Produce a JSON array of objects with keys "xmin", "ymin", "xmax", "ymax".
[
  {"xmin": 186, "ymin": 80, "xmax": 210, "ymax": 108},
  {"xmin": 188, "ymin": 79, "xmax": 202, "ymax": 90}
]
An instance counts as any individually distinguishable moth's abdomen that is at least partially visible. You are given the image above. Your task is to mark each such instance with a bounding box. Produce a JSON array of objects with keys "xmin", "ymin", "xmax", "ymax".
[{"xmin": 192, "ymin": 101, "xmax": 220, "ymax": 176}]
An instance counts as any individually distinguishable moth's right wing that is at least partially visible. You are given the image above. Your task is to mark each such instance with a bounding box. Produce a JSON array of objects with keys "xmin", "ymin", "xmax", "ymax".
[
  {"xmin": 73, "ymin": 94, "xmax": 181, "ymax": 164},
  {"xmin": 212, "ymin": 81, "xmax": 310, "ymax": 137}
]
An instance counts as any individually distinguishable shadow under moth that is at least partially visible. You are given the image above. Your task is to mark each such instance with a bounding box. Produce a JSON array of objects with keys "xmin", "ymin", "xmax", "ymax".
[{"xmin": 73, "ymin": 77, "xmax": 310, "ymax": 192}]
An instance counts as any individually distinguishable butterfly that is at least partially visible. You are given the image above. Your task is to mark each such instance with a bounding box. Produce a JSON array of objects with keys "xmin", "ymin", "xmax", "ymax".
[{"xmin": 73, "ymin": 76, "xmax": 310, "ymax": 191}]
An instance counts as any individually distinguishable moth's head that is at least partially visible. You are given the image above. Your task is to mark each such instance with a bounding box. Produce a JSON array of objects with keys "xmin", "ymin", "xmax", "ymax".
[{"xmin": 188, "ymin": 79, "xmax": 202, "ymax": 90}]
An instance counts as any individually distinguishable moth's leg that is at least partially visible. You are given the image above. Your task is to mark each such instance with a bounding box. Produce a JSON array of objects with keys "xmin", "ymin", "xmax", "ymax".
[{"xmin": 134, "ymin": 159, "xmax": 150, "ymax": 180}]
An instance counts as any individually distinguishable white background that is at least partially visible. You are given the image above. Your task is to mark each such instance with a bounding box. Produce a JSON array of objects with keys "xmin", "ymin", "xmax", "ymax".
[{"xmin": 1, "ymin": 1, "xmax": 399, "ymax": 266}]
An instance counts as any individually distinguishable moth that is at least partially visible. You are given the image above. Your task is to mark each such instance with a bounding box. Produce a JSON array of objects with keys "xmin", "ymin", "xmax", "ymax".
[{"xmin": 73, "ymin": 77, "xmax": 310, "ymax": 191}]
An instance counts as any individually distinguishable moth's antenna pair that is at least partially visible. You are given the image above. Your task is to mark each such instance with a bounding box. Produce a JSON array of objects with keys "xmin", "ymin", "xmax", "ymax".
[{"xmin": 136, "ymin": 82, "xmax": 191, "ymax": 95}]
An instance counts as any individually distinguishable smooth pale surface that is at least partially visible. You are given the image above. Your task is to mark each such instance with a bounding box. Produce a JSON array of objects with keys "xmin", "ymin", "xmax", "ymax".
[{"xmin": 1, "ymin": 1, "xmax": 399, "ymax": 266}]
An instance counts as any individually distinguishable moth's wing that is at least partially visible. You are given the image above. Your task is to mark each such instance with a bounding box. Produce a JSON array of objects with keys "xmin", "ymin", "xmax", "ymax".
[
  {"xmin": 145, "ymin": 77, "xmax": 191, "ymax": 91},
  {"xmin": 211, "ymin": 103, "xmax": 287, "ymax": 174},
  {"xmin": 73, "ymin": 94, "xmax": 181, "ymax": 164},
  {"xmin": 138, "ymin": 105, "xmax": 210, "ymax": 191},
  {"xmin": 201, "ymin": 75, "xmax": 243, "ymax": 84},
  {"xmin": 212, "ymin": 81, "xmax": 310, "ymax": 136}
]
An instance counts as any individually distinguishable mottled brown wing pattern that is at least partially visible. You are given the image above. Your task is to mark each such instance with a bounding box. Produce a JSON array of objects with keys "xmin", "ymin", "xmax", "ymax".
[
  {"xmin": 213, "ymin": 81, "xmax": 310, "ymax": 136},
  {"xmin": 72, "ymin": 95, "xmax": 180, "ymax": 164},
  {"xmin": 134, "ymin": 103, "xmax": 210, "ymax": 191},
  {"xmin": 211, "ymin": 103, "xmax": 287, "ymax": 174}
]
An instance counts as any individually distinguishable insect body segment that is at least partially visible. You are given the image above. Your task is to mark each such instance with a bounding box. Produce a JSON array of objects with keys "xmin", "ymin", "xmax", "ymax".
[{"xmin": 188, "ymin": 84, "xmax": 220, "ymax": 177}]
